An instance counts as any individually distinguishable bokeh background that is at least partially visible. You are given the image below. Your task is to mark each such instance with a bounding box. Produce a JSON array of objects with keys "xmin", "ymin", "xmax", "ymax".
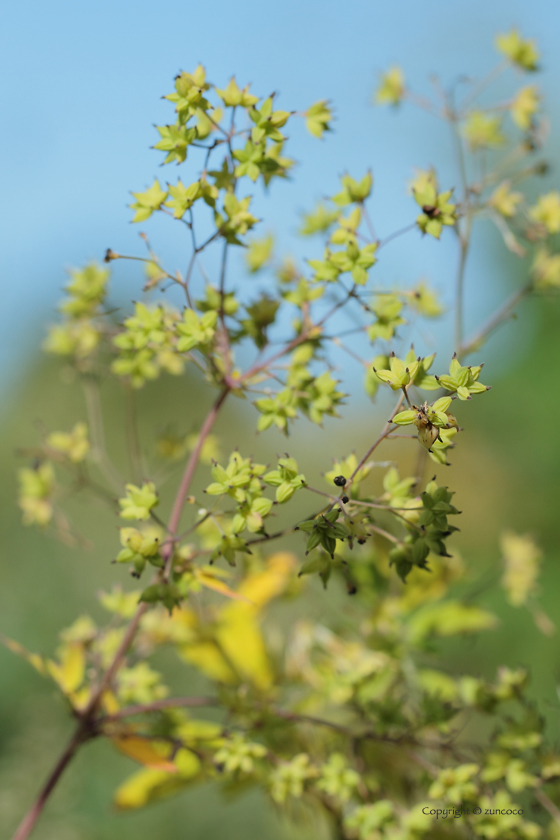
[{"xmin": 1, "ymin": 0, "xmax": 560, "ymax": 837}]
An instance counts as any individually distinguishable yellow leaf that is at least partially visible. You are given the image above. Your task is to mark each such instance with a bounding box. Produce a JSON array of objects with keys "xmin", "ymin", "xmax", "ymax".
[
  {"xmin": 194, "ymin": 568, "xmax": 251, "ymax": 603},
  {"xmin": 0, "ymin": 632, "xmax": 48, "ymax": 675},
  {"xmin": 175, "ymin": 747, "xmax": 203, "ymax": 776},
  {"xmin": 408, "ymin": 601, "xmax": 497, "ymax": 644},
  {"xmin": 216, "ymin": 612, "xmax": 272, "ymax": 689},
  {"xmin": 47, "ymin": 643, "xmax": 86, "ymax": 694},
  {"xmin": 234, "ymin": 552, "xmax": 296, "ymax": 611},
  {"xmin": 179, "ymin": 639, "xmax": 236, "ymax": 683},
  {"xmin": 177, "ymin": 554, "xmax": 297, "ymax": 689},
  {"xmin": 176, "ymin": 719, "xmax": 223, "ymax": 747},
  {"xmin": 101, "ymin": 690, "xmax": 120, "ymax": 715},
  {"xmin": 501, "ymin": 530, "xmax": 541, "ymax": 607},
  {"xmin": 177, "ymin": 554, "xmax": 296, "ymax": 689},
  {"xmin": 113, "ymin": 749, "xmax": 201, "ymax": 810},
  {"xmin": 115, "ymin": 769, "xmax": 174, "ymax": 809},
  {"xmin": 418, "ymin": 668, "xmax": 458, "ymax": 701},
  {"xmin": 112, "ymin": 734, "xmax": 177, "ymax": 772}
]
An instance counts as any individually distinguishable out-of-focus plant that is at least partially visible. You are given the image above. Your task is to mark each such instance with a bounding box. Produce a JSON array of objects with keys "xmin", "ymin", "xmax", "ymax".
[{"xmin": 7, "ymin": 29, "xmax": 560, "ymax": 840}]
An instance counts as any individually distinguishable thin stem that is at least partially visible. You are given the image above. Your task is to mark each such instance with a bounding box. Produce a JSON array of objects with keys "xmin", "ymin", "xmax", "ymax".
[
  {"xmin": 459, "ymin": 282, "xmax": 532, "ymax": 358},
  {"xmin": 167, "ymin": 388, "xmax": 229, "ymax": 537},
  {"xmin": 10, "ymin": 729, "xmax": 89, "ymax": 840},
  {"xmin": 244, "ymin": 505, "xmax": 329, "ymax": 549},
  {"xmin": 81, "ymin": 603, "xmax": 150, "ymax": 720},
  {"xmin": 82, "ymin": 375, "xmax": 123, "ymax": 493},
  {"xmin": 124, "ymin": 384, "xmax": 144, "ymax": 483},
  {"xmin": 402, "ymin": 90, "xmax": 441, "ymax": 118},
  {"xmin": 459, "ymin": 60, "xmax": 508, "ymax": 115},
  {"xmin": 449, "ymin": 94, "xmax": 472, "ymax": 353},
  {"xmin": 489, "ymin": 211, "xmax": 526, "ymax": 258},
  {"xmin": 240, "ymin": 332, "xmax": 308, "ymax": 385},
  {"xmin": 360, "ymin": 202, "xmax": 377, "ymax": 241},
  {"xmin": 535, "ymin": 788, "xmax": 560, "ymax": 824},
  {"xmin": 348, "ymin": 392, "xmax": 406, "ymax": 490},
  {"xmin": 107, "ymin": 253, "xmax": 179, "ymax": 289},
  {"xmin": 349, "ymin": 499, "xmax": 424, "ymax": 532},
  {"xmin": 378, "ymin": 222, "xmax": 416, "ymax": 250},
  {"xmin": 183, "ymin": 252, "xmax": 196, "ymax": 309},
  {"xmin": 369, "ymin": 524, "xmax": 402, "ymax": 544},
  {"xmin": 331, "ymin": 337, "xmax": 368, "ymax": 367},
  {"xmin": 184, "ymin": 227, "xmax": 224, "ymax": 308},
  {"xmin": 100, "ymin": 696, "xmax": 220, "ymax": 722},
  {"xmin": 271, "ymin": 707, "xmax": 350, "ymax": 734},
  {"xmin": 240, "ymin": 282, "xmax": 358, "ymax": 386},
  {"xmin": 455, "ymin": 227, "xmax": 471, "ymax": 353},
  {"xmin": 217, "ymin": 239, "xmax": 234, "ymax": 379},
  {"xmin": 13, "ymin": 387, "xmax": 231, "ymax": 840}
]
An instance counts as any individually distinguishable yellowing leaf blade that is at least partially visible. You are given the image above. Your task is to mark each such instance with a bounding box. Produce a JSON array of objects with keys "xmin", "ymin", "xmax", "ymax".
[{"xmin": 112, "ymin": 734, "xmax": 178, "ymax": 772}]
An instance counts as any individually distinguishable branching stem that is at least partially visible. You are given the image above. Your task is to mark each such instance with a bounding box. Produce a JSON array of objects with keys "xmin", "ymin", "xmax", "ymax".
[{"xmin": 11, "ymin": 386, "xmax": 230, "ymax": 840}]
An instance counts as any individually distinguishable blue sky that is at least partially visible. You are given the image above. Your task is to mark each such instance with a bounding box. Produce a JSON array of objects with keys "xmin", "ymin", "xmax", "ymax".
[{"xmin": 1, "ymin": 0, "xmax": 558, "ymax": 392}]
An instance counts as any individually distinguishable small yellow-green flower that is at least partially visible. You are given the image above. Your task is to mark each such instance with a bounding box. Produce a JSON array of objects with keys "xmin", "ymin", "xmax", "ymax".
[
  {"xmin": 372, "ymin": 352, "xmax": 421, "ymax": 390},
  {"xmin": 435, "ymin": 355, "xmax": 491, "ymax": 400},
  {"xmin": 489, "ymin": 181, "xmax": 523, "ymax": 218},
  {"xmin": 305, "ymin": 100, "xmax": 333, "ymax": 138},
  {"xmin": 47, "ymin": 423, "xmax": 89, "ymax": 463},
  {"xmin": 413, "ymin": 183, "xmax": 457, "ymax": 239},
  {"xmin": 511, "ymin": 85, "xmax": 540, "ymax": 130},
  {"xmin": 18, "ymin": 463, "xmax": 55, "ymax": 526},
  {"xmin": 496, "ymin": 29, "xmax": 539, "ymax": 72},
  {"xmin": 529, "ymin": 191, "xmax": 560, "ymax": 234},
  {"xmin": 375, "ymin": 66, "xmax": 405, "ymax": 105},
  {"xmin": 463, "ymin": 111, "xmax": 505, "ymax": 150},
  {"xmin": 119, "ymin": 483, "xmax": 159, "ymax": 521},
  {"xmin": 429, "ymin": 763, "xmax": 479, "ymax": 804},
  {"xmin": 130, "ymin": 179, "xmax": 168, "ymax": 222},
  {"xmin": 532, "ymin": 247, "xmax": 560, "ymax": 290}
]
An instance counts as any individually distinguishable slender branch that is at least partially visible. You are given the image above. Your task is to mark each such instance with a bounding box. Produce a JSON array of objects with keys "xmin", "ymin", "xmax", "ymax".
[
  {"xmin": 239, "ymin": 332, "xmax": 309, "ymax": 385},
  {"xmin": 459, "ymin": 60, "xmax": 508, "ymax": 115},
  {"xmin": 360, "ymin": 202, "xmax": 377, "ymax": 241},
  {"xmin": 217, "ymin": 239, "xmax": 234, "ymax": 380},
  {"xmin": 100, "ymin": 696, "xmax": 220, "ymax": 722},
  {"xmin": 82, "ymin": 375, "xmax": 123, "ymax": 493},
  {"xmin": 454, "ymin": 224, "xmax": 471, "ymax": 353},
  {"xmin": 183, "ymin": 252, "xmax": 196, "ymax": 309},
  {"xmin": 402, "ymin": 90, "xmax": 441, "ymax": 118},
  {"xmin": 240, "ymin": 281, "xmax": 359, "ymax": 386},
  {"xmin": 165, "ymin": 387, "xmax": 230, "ymax": 556},
  {"xmin": 12, "ymin": 387, "xmax": 231, "ymax": 840},
  {"xmin": 378, "ymin": 222, "xmax": 416, "ymax": 250},
  {"xmin": 348, "ymin": 392, "xmax": 406, "ymax": 490},
  {"xmin": 369, "ymin": 524, "xmax": 402, "ymax": 545},
  {"xmin": 10, "ymin": 730, "xmax": 89, "ymax": 840},
  {"xmin": 535, "ymin": 788, "xmax": 560, "ymax": 824},
  {"xmin": 106, "ymin": 253, "xmax": 179, "ymax": 289},
  {"xmin": 349, "ymin": 499, "xmax": 424, "ymax": 532},
  {"xmin": 459, "ymin": 282, "xmax": 532, "ymax": 358},
  {"xmin": 124, "ymin": 384, "xmax": 144, "ymax": 483},
  {"xmin": 184, "ymin": 228, "xmax": 223, "ymax": 307},
  {"xmin": 270, "ymin": 707, "xmax": 350, "ymax": 733},
  {"xmin": 449, "ymin": 97, "xmax": 472, "ymax": 353},
  {"xmin": 82, "ymin": 604, "xmax": 150, "ymax": 724}
]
